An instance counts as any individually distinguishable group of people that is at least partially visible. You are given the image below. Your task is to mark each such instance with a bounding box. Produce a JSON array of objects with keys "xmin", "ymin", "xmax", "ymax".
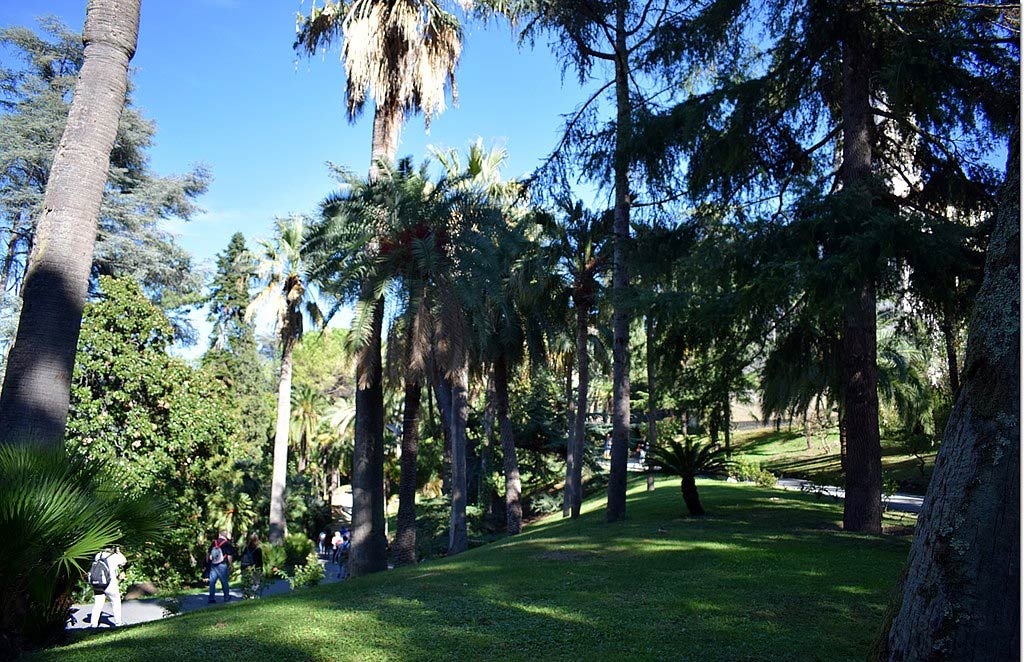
[
  {"xmin": 320, "ymin": 528, "xmax": 351, "ymax": 578},
  {"xmin": 85, "ymin": 530, "xmax": 265, "ymax": 628}
]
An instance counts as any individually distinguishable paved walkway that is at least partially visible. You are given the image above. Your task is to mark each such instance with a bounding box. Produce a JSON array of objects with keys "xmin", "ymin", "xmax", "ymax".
[
  {"xmin": 773, "ymin": 477, "xmax": 924, "ymax": 513},
  {"xmin": 68, "ymin": 557, "xmax": 350, "ymax": 630}
]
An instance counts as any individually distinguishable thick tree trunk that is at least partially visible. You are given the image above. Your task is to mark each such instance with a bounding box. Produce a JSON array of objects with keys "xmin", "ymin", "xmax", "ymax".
[
  {"xmin": 880, "ymin": 131, "xmax": 1019, "ymax": 662},
  {"xmin": 494, "ymin": 355, "xmax": 522, "ymax": 534},
  {"xmin": 680, "ymin": 475, "xmax": 705, "ymax": 516},
  {"xmin": 369, "ymin": 104, "xmax": 402, "ymax": 180},
  {"xmin": 645, "ymin": 315, "xmax": 656, "ymax": 491},
  {"xmin": 481, "ymin": 376, "xmax": 494, "ymax": 510},
  {"xmin": 350, "ymin": 295, "xmax": 387, "ymax": 576},
  {"xmin": 0, "ymin": 0, "xmax": 139, "ymax": 448},
  {"xmin": 268, "ymin": 331, "xmax": 296, "ymax": 543},
  {"xmin": 432, "ymin": 358, "xmax": 454, "ymax": 497},
  {"xmin": 839, "ymin": 7, "xmax": 882, "ymax": 533},
  {"xmin": 572, "ymin": 303, "xmax": 590, "ymax": 517},
  {"xmin": 447, "ymin": 361, "xmax": 469, "ymax": 554},
  {"xmin": 723, "ymin": 395, "xmax": 731, "ymax": 455},
  {"xmin": 393, "ymin": 377, "xmax": 421, "ymax": 567},
  {"xmin": 606, "ymin": 3, "xmax": 632, "ymax": 523}
]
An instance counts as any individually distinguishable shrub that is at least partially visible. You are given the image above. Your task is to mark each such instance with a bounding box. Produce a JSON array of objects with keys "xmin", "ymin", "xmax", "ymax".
[
  {"xmin": 285, "ymin": 553, "xmax": 325, "ymax": 589},
  {"xmin": 728, "ymin": 459, "xmax": 777, "ymax": 487},
  {"xmin": 262, "ymin": 543, "xmax": 287, "ymax": 573},
  {"xmin": 284, "ymin": 533, "xmax": 314, "ymax": 566},
  {"xmin": 0, "ymin": 445, "xmax": 167, "ymax": 652}
]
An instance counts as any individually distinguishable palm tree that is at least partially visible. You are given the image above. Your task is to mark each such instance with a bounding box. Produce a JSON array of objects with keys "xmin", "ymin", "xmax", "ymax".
[
  {"xmin": 647, "ymin": 438, "xmax": 731, "ymax": 516},
  {"xmin": 248, "ymin": 216, "xmax": 323, "ymax": 544},
  {"xmin": 291, "ymin": 384, "xmax": 329, "ymax": 475},
  {"xmin": 296, "ymin": 0, "xmax": 464, "ymax": 576},
  {"xmin": 0, "ymin": 1, "xmax": 140, "ymax": 448}
]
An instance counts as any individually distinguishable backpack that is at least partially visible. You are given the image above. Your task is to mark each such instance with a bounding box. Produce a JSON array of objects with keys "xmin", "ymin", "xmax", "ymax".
[
  {"xmin": 210, "ymin": 539, "xmax": 226, "ymax": 565},
  {"xmin": 88, "ymin": 554, "xmax": 111, "ymax": 590},
  {"xmin": 240, "ymin": 547, "xmax": 254, "ymax": 568}
]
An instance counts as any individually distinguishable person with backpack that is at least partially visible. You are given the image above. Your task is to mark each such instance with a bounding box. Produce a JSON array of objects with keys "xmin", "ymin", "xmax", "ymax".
[
  {"xmin": 207, "ymin": 530, "xmax": 235, "ymax": 604},
  {"xmin": 317, "ymin": 531, "xmax": 327, "ymax": 558},
  {"xmin": 88, "ymin": 546, "xmax": 127, "ymax": 628}
]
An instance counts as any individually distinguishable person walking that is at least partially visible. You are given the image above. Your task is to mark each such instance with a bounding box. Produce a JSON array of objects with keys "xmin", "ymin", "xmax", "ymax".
[
  {"xmin": 88, "ymin": 547, "xmax": 127, "ymax": 628},
  {"xmin": 318, "ymin": 531, "xmax": 327, "ymax": 558},
  {"xmin": 239, "ymin": 533, "xmax": 264, "ymax": 598},
  {"xmin": 207, "ymin": 530, "xmax": 235, "ymax": 604},
  {"xmin": 330, "ymin": 530, "xmax": 342, "ymax": 565}
]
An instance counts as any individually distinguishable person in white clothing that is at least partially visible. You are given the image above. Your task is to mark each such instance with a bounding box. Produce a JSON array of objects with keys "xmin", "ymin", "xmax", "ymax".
[{"xmin": 89, "ymin": 547, "xmax": 127, "ymax": 628}]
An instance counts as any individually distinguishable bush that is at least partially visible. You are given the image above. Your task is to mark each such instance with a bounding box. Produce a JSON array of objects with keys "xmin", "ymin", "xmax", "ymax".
[
  {"xmin": 284, "ymin": 553, "xmax": 325, "ymax": 589},
  {"xmin": 284, "ymin": 533, "xmax": 314, "ymax": 566},
  {"xmin": 729, "ymin": 459, "xmax": 777, "ymax": 487},
  {"xmin": 262, "ymin": 543, "xmax": 287, "ymax": 573}
]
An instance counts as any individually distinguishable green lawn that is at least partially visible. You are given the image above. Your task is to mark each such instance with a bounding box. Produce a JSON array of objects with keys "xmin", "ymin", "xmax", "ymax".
[
  {"xmin": 40, "ymin": 479, "xmax": 911, "ymax": 661},
  {"xmin": 732, "ymin": 428, "xmax": 936, "ymax": 494}
]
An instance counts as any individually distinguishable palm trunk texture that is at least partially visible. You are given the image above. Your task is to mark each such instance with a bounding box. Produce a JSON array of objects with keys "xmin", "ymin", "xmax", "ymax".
[
  {"xmin": 393, "ymin": 377, "xmax": 421, "ymax": 566},
  {"xmin": 606, "ymin": 3, "xmax": 632, "ymax": 523},
  {"xmin": 0, "ymin": 0, "xmax": 140, "ymax": 448},
  {"xmin": 495, "ymin": 356, "xmax": 522, "ymax": 535},
  {"xmin": 268, "ymin": 333, "xmax": 295, "ymax": 543},
  {"xmin": 681, "ymin": 476, "xmax": 704, "ymax": 516},
  {"xmin": 447, "ymin": 362, "xmax": 469, "ymax": 555},
  {"xmin": 879, "ymin": 132, "xmax": 1019, "ymax": 661},
  {"xmin": 839, "ymin": 7, "xmax": 882, "ymax": 533}
]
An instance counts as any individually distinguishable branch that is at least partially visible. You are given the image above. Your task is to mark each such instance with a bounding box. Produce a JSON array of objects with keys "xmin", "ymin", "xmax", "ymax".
[
  {"xmin": 872, "ymin": 108, "xmax": 965, "ymax": 167},
  {"xmin": 528, "ymin": 78, "xmax": 616, "ymax": 182}
]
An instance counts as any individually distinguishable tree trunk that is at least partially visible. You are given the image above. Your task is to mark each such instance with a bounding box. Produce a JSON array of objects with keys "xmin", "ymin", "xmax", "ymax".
[
  {"xmin": 448, "ymin": 361, "xmax": 469, "ymax": 554},
  {"xmin": 481, "ymin": 376, "xmax": 494, "ymax": 511},
  {"xmin": 268, "ymin": 328, "xmax": 296, "ymax": 544},
  {"xmin": 350, "ymin": 295, "xmax": 387, "ymax": 576},
  {"xmin": 723, "ymin": 395, "xmax": 731, "ymax": 455},
  {"xmin": 838, "ymin": 5, "xmax": 882, "ymax": 534},
  {"xmin": 680, "ymin": 475, "xmax": 705, "ymax": 516},
  {"xmin": 838, "ymin": 406, "xmax": 848, "ymax": 472},
  {"xmin": 645, "ymin": 315, "xmax": 656, "ymax": 491},
  {"xmin": 563, "ymin": 359, "xmax": 573, "ymax": 517},
  {"xmin": 0, "ymin": 0, "xmax": 139, "ymax": 448},
  {"xmin": 709, "ymin": 409, "xmax": 720, "ymax": 447},
  {"xmin": 369, "ymin": 104, "xmax": 402, "ymax": 180},
  {"xmin": 879, "ymin": 130, "xmax": 1019, "ymax": 662},
  {"xmin": 393, "ymin": 377, "xmax": 421, "ymax": 567},
  {"xmin": 606, "ymin": 2, "xmax": 632, "ymax": 523},
  {"xmin": 494, "ymin": 355, "xmax": 522, "ymax": 535},
  {"xmin": 572, "ymin": 302, "xmax": 590, "ymax": 517},
  {"xmin": 432, "ymin": 357, "xmax": 454, "ymax": 497}
]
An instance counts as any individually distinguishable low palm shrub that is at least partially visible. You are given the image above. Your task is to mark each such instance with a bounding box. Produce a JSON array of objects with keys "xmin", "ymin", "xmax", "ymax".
[
  {"xmin": 647, "ymin": 438, "xmax": 731, "ymax": 516},
  {"xmin": 0, "ymin": 444, "xmax": 166, "ymax": 653},
  {"xmin": 283, "ymin": 533, "xmax": 314, "ymax": 566}
]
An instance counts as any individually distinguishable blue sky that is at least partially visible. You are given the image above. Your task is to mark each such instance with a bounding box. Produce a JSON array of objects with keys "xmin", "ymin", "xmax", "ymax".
[{"xmin": 1, "ymin": 1, "xmax": 593, "ymax": 352}]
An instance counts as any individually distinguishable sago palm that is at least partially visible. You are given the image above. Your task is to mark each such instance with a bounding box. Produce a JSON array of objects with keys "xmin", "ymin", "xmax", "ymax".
[{"xmin": 647, "ymin": 438, "xmax": 731, "ymax": 516}]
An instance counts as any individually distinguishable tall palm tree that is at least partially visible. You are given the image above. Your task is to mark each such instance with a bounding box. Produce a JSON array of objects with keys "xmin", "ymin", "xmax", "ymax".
[
  {"xmin": 296, "ymin": 0, "xmax": 464, "ymax": 576},
  {"xmin": 248, "ymin": 216, "xmax": 323, "ymax": 544},
  {"xmin": 0, "ymin": 1, "xmax": 140, "ymax": 448},
  {"xmin": 291, "ymin": 384, "xmax": 329, "ymax": 474}
]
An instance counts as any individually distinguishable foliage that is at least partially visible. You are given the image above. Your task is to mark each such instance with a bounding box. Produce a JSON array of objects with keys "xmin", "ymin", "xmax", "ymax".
[
  {"xmin": 648, "ymin": 437, "xmax": 732, "ymax": 515},
  {"xmin": 283, "ymin": 533, "xmax": 315, "ymax": 567},
  {"xmin": 261, "ymin": 544, "xmax": 287, "ymax": 574},
  {"xmin": 0, "ymin": 445, "xmax": 167, "ymax": 651},
  {"xmin": 65, "ymin": 277, "xmax": 239, "ymax": 586},
  {"xmin": 279, "ymin": 553, "xmax": 325, "ymax": 590},
  {"xmin": 728, "ymin": 458, "xmax": 777, "ymax": 488}
]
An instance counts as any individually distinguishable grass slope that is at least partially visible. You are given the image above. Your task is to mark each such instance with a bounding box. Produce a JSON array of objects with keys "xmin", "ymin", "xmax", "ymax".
[
  {"xmin": 39, "ymin": 479, "xmax": 910, "ymax": 661},
  {"xmin": 732, "ymin": 428, "xmax": 936, "ymax": 494}
]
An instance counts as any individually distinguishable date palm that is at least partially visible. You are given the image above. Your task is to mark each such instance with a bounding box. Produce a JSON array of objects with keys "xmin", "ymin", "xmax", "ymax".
[
  {"xmin": 296, "ymin": 0, "xmax": 464, "ymax": 576},
  {"xmin": 248, "ymin": 216, "xmax": 323, "ymax": 544},
  {"xmin": 0, "ymin": 0, "xmax": 140, "ymax": 448}
]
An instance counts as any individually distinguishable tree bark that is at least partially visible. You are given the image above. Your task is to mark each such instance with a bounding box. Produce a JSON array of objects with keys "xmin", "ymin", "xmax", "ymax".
[
  {"xmin": 723, "ymin": 395, "xmax": 731, "ymax": 455},
  {"xmin": 447, "ymin": 361, "xmax": 469, "ymax": 554},
  {"xmin": 268, "ymin": 327, "xmax": 296, "ymax": 544},
  {"xmin": 563, "ymin": 359, "xmax": 573, "ymax": 517},
  {"xmin": 432, "ymin": 357, "xmax": 454, "ymax": 497},
  {"xmin": 645, "ymin": 315, "xmax": 656, "ymax": 491},
  {"xmin": 839, "ymin": 6, "xmax": 882, "ymax": 533},
  {"xmin": 369, "ymin": 104, "xmax": 402, "ymax": 180},
  {"xmin": 606, "ymin": 1, "xmax": 632, "ymax": 523},
  {"xmin": 572, "ymin": 301, "xmax": 590, "ymax": 517},
  {"xmin": 494, "ymin": 355, "xmax": 522, "ymax": 534},
  {"xmin": 393, "ymin": 377, "xmax": 421, "ymax": 566},
  {"xmin": 681, "ymin": 475, "xmax": 705, "ymax": 516},
  {"xmin": 350, "ymin": 295, "xmax": 387, "ymax": 576},
  {"xmin": 0, "ymin": 0, "xmax": 139, "ymax": 448},
  {"xmin": 940, "ymin": 312, "xmax": 960, "ymax": 395},
  {"xmin": 879, "ymin": 131, "xmax": 1019, "ymax": 662}
]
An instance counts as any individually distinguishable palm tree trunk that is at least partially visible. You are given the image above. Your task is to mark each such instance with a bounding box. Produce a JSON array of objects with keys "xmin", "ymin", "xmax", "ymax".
[
  {"xmin": 879, "ymin": 129, "xmax": 1019, "ymax": 662},
  {"xmin": 369, "ymin": 105, "xmax": 403, "ymax": 180},
  {"xmin": 0, "ymin": 0, "xmax": 139, "ymax": 448},
  {"xmin": 351, "ymin": 295, "xmax": 387, "ymax": 576},
  {"xmin": 839, "ymin": 6, "xmax": 882, "ymax": 534},
  {"xmin": 393, "ymin": 377, "xmax": 421, "ymax": 566},
  {"xmin": 448, "ymin": 360, "xmax": 469, "ymax": 555},
  {"xmin": 646, "ymin": 315, "xmax": 656, "ymax": 491},
  {"xmin": 481, "ymin": 376, "xmax": 494, "ymax": 510},
  {"xmin": 563, "ymin": 360, "xmax": 573, "ymax": 517},
  {"xmin": 572, "ymin": 303, "xmax": 590, "ymax": 517},
  {"xmin": 432, "ymin": 357, "xmax": 454, "ymax": 496},
  {"xmin": 723, "ymin": 395, "xmax": 731, "ymax": 455},
  {"xmin": 269, "ymin": 328, "xmax": 296, "ymax": 544},
  {"xmin": 680, "ymin": 475, "xmax": 705, "ymax": 516},
  {"xmin": 606, "ymin": 2, "xmax": 632, "ymax": 523},
  {"xmin": 494, "ymin": 355, "xmax": 522, "ymax": 535}
]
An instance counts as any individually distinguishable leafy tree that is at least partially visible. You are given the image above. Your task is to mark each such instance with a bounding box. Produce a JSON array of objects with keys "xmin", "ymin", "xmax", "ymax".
[
  {"xmin": 0, "ymin": 2, "xmax": 142, "ymax": 449},
  {"xmin": 65, "ymin": 277, "xmax": 238, "ymax": 585},
  {"xmin": 295, "ymin": 0, "xmax": 465, "ymax": 576},
  {"xmin": 248, "ymin": 216, "xmax": 324, "ymax": 544}
]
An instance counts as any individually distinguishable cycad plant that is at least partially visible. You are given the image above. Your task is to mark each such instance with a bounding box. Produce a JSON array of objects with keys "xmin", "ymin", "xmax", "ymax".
[
  {"xmin": 0, "ymin": 445, "xmax": 166, "ymax": 651},
  {"xmin": 647, "ymin": 438, "xmax": 732, "ymax": 516}
]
